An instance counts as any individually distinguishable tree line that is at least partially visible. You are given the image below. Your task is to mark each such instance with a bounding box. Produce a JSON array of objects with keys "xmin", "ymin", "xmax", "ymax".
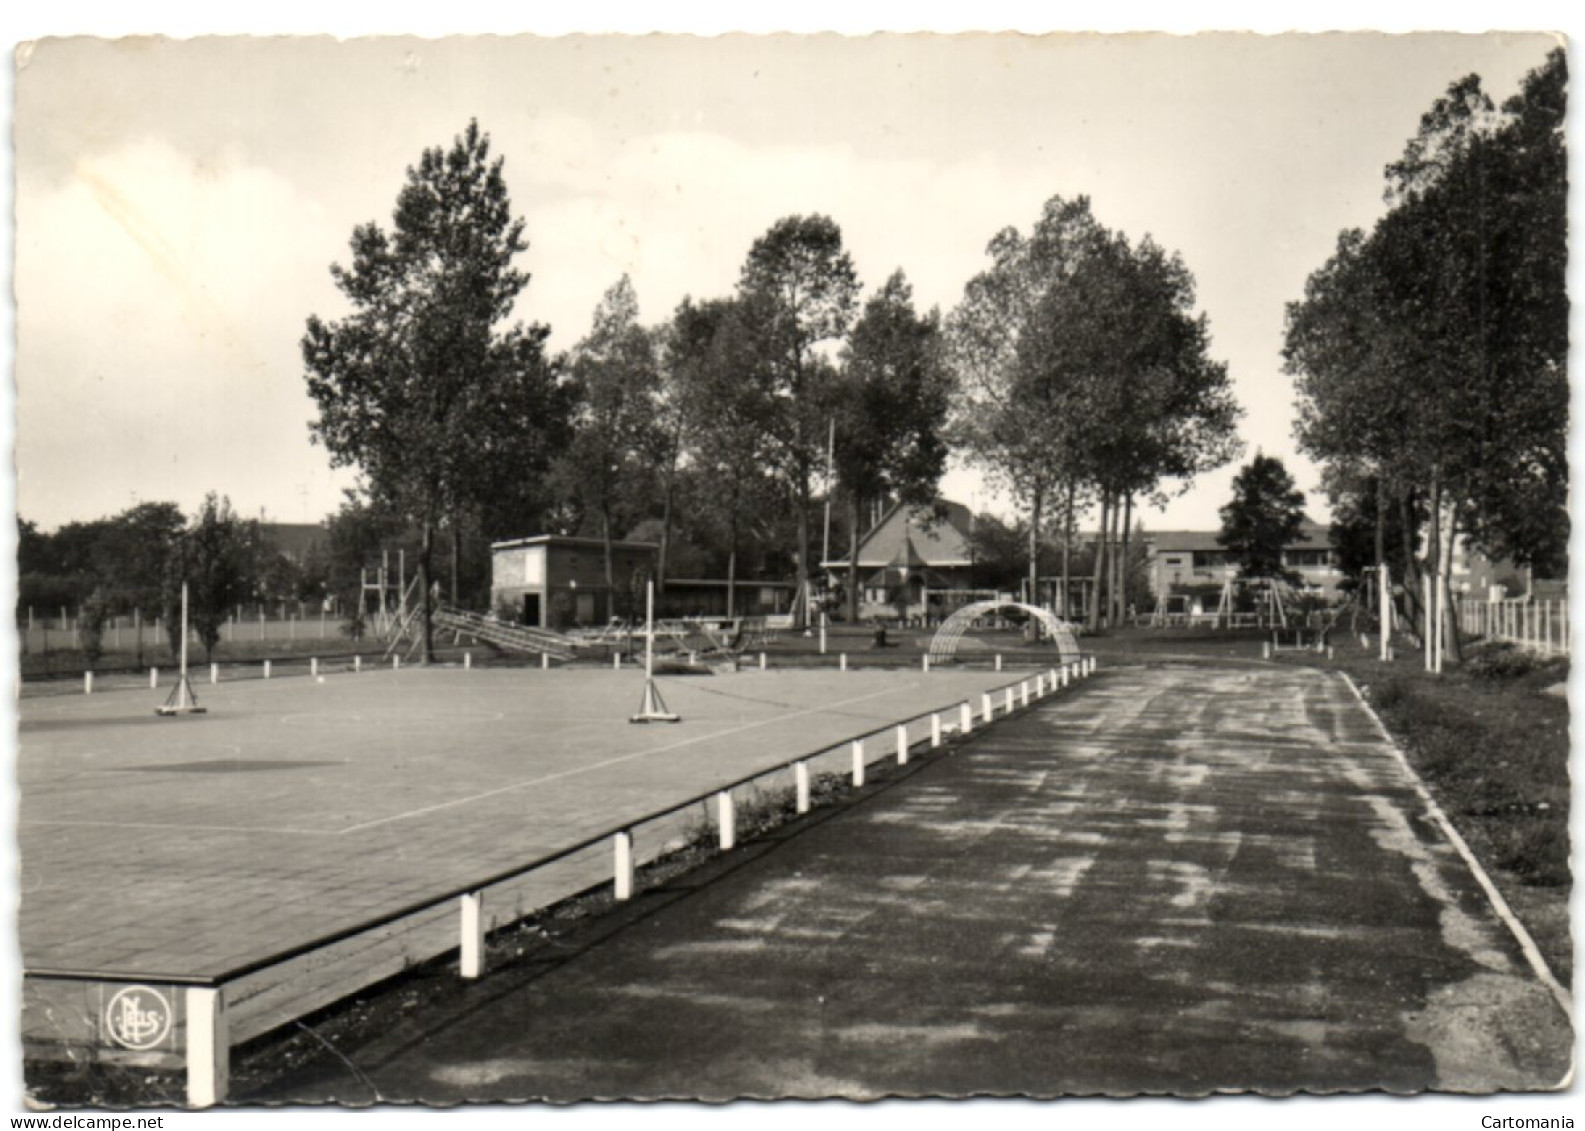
[
  {"xmin": 1285, "ymin": 49, "xmax": 1567, "ymax": 659},
  {"xmin": 300, "ymin": 121, "xmax": 1242, "ymax": 660}
]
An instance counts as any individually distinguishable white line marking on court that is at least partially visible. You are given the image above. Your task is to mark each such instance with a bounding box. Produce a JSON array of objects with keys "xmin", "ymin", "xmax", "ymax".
[
  {"xmin": 1337, "ymin": 671, "xmax": 1573, "ymax": 1022},
  {"xmin": 18, "ymin": 818, "xmax": 335, "ymax": 836},
  {"xmin": 336, "ymin": 680, "xmax": 929, "ymax": 835}
]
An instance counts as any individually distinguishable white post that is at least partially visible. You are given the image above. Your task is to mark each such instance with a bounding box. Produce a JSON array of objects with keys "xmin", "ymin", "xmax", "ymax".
[
  {"xmin": 923, "ymin": 654, "xmax": 931, "ymax": 673},
  {"xmin": 1036, "ymin": 673, "xmax": 1046, "ymax": 696},
  {"xmin": 84, "ymin": 671, "xmax": 93, "ymax": 695},
  {"xmin": 819, "ymin": 614, "xmax": 827, "ymax": 655},
  {"xmin": 1263, "ymin": 640, "xmax": 1272, "ymax": 660},
  {"xmin": 613, "ymin": 832, "xmax": 634, "ymax": 900},
  {"xmin": 960, "ymin": 702, "xmax": 973, "ymax": 735},
  {"xmin": 981, "ymin": 693, "xmax": 994, "ymax": 723},
  {"xmin": 795, "ymin": 761, "xmax": 811, "ymax": 814},
  {"xmin": 464, "ymin": 652, "xmax": 472, "ymax": 670},
  {"xmin": 211, "ymin": 663, "xmax": 219, "ymax": 685},
  {"xmin": 759, "ymin": 652, "xmax": 767, "ymax": 671},
  {"xmin": 1020, "ymin": 680, "xmax": 1030, "ymax": 708},
  {"xmin": 459, "ymin": 892, "xmax": 485, "ymax": 979},
  {"xmin": 1005, "ymin": 688, "xmax": 1015, "ymax": 714},
  {"xmin": 931, "ymin": 713, "xmax": 942, "ymax": 748},
  {"xmin": 393, "ymin": 655, "xmax": 400, "ymax": 671},
  {"xmin": 995, "ymin": 654, "xmax": 1002, "ymax": 672},
  {"xmin": 1380, "ymin": 566, "xmax": 1392, "ymax": 661},
  {"xmin": 1423, "ymin": 574, "xmax": 1433, "ymax": 671},
  {"xmin": 260, "ymin": 608, "xmax": 265, "ymax": 642},
  {"xmin": 717, "ymin": 791, "xmax": 736, "ymax": 850},
  {"xmin": 185, "ymin": 986, "xmax": 228, "ymax": 1108},
  {"xmin": 179, "ymin": 584, "xmax": 190, "ymax": 683},
  {"xmin": 1059, "ymin": 665, "xmax": 1070, "ymax": 688},
  {"xmin": 354, "ymin": 655, "xmax": 362, "ymax": 673},
  {"xmin": 311, "ymin": 657, "xmax": 319, "ymax": 677},
  {"xmin": 1434, "ymin": 571, "xmax": 1445, "ymax": 674},
  {"xmin": 541, "ymin": 653, "xmax": 550, "ymax": 670},
  {"xmin": 264, "ymin": 660, "xmax": 272, "ymax": 679},
  {"xmin": 150, "ymin": 667, "xmax": 159, "ymax": 689},
  {"xmin": 840, "ymin": 653, "xmax": 847, "ymax": 672},
  {"xmin": 851, "ymin": 740, "xmax": 866, "ymax": 787},
  {"xmin": 896, "ymin": 724, "xmax": 909, "ymax": 765}
]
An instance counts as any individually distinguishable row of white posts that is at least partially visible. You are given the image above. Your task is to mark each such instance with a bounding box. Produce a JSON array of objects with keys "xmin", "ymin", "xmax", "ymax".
[
  {"xmin": 86, "ymin": 646, "xmax": 1053, "ymax": 694},
  {"xmin": 1460, "ymin": 597, "xmax": 1570, "ymax": 656},
  {"xmin": 82, "ymin": 651, "xmax": 423, "ymax": 694},
  {"xmin": 164, "ymin": 652, "xmax": 1101, "ymax": 1105}
]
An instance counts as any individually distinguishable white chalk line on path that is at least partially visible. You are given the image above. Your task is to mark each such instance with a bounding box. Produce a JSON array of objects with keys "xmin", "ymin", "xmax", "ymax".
[{"xmin": 1337, "ymin": 671, "xmax": 1573, "ymax": 1024}]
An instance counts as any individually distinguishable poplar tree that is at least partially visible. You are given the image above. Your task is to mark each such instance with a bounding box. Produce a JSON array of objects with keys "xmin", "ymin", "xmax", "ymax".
[{"xmin": 302, "ymin": 121, "xmax": 559, "ymax": 661}]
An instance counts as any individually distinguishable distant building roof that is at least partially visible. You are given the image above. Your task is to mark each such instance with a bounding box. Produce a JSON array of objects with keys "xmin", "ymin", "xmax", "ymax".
[
  {"xmin": 823, "ymin": 500, "xmax": 975, "ymax": 570},
  {"xmin": 492, "ymin": 535, "xmax": 658, "ymax": 552},
  {"xmin": 1145, "ymin": 520, "xmax": 1332, "ymax": 554},
  {"xmin": 259, "ymin": 522, "xmax": 328, "ymax": 560}
]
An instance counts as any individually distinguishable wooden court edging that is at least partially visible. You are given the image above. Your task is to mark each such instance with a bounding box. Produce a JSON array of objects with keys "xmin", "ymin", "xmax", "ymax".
[{"xmin": 24, "ymin": 656, "xmax": 1100, "ymax": 1106}]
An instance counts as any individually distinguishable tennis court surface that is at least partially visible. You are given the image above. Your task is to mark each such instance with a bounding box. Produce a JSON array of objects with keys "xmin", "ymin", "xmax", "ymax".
[{"xmin": 18, "ymin": 664, "xmax": 1021, "ymax": 1006}]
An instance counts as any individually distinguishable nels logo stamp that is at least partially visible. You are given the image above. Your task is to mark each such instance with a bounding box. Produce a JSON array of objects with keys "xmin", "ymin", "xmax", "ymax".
[{"xmin": 103, "ymin": 985, "xmax": 174, "ymax": 1051}]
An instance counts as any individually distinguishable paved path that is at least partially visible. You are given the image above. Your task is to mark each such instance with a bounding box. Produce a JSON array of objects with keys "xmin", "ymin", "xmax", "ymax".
[{"xmin": 244, "ymin": 661, "xmax": 1572, "ymax": 1101}]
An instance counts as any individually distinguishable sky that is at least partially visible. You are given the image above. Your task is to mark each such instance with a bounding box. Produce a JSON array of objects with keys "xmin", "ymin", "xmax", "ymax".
[{"xmin": 10, "ymin": 28, "xmax": 1564, "ymax": 535}]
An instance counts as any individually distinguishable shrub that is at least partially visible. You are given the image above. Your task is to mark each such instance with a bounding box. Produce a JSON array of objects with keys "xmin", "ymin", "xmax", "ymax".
[{"xmin": 1463, "ymin": 641, "xmax": 1554, "ymax": 681}]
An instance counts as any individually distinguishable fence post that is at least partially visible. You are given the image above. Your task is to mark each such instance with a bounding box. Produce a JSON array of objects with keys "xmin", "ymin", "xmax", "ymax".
[
  {"xmin": 211, "ymin": 663, "xmax": 219, "ymax": 685},
  {"xmin": 1020, "ymin": 680, "xmax": 1030, "ymax": 708},
  {"xmin": 1004, "ymin": 688, "xmax": 1015, "ymax": 714},
  {"xmin": 459, "ymin": 892, "xmax": 485, "ymax": 979},
  {"xmin": 1036, "ymin": 673, "xmax": 1046, "ymax": 697},
  {"xmin": 84, "ymin": 671, "xmax": 93, "ymax": 695},
  {"xmin": 613, "ymin": 832, "xmax": 634, "ymax": 900},
  {"xmin": 851, "ymin": 740, "xmax": 866, "ymax": 787},
  {"xmin": 759, "ymin": 652, "xmax": 767, "ymax": 671},
  {"xmin": 795, "ymin": 761, "xmax": 811, "ymax": 814},
  {"xmin": 840, "ymin": 653, "xmax": 847, "ymax": 672},
  {"xmin": 185, "ymin": 986, "xmax": 229, "ymax": 1108},
  {"xmin": 150, "ymin": 667, "xmax": 159, "ymax": 689},
  {"xmin": 310, "ymin": 658, "xmax": 319, "ymax": 677},
  {"xmin": 355, "ymin": 655, "xmax": 362, "ymax": 673},
  {"xmin": 717, "ymin": 791, "xmax": 736, "ymax": 850},
  {"xmin": 896, "ymin": 724, "xmax": 909, "ymax": 765},
  {"xmin": 264, "ymin": 660, "xmax": 272, "ymax": 679},
  {"xmin": 923, "ymin": 654, "xmax": 931, "ymax": 673},
  {"xmin": 995, "ymin": 654, "xmax": 1002, "ymax": 672},
  {"xmin": 960, "ymin": 702, "xmax": 973, "ymax": 735},
  {"xmin": 931, "ymin": 713, "xmax": 942, "ymax": 748},
  {"xmin": 542, "ymin": 653, "xmax": 550, "ymax": 670}
]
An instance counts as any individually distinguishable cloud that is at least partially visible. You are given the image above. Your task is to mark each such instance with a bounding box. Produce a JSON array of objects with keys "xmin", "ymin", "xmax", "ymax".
[{"xmin": 16, "ymin": 139, "xmax": 356, "ymax": 526}]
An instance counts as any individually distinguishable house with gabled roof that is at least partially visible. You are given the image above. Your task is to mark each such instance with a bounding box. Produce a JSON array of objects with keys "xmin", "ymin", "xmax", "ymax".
[{"xmin": 820, "ymin": 500, "xmax": 990, "ymax": 621}]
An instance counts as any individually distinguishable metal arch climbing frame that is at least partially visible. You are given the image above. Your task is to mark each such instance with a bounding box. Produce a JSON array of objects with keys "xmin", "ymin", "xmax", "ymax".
[{"xmin": 927, "ymin": 600, "xmax": 1082, "ymax": 663}]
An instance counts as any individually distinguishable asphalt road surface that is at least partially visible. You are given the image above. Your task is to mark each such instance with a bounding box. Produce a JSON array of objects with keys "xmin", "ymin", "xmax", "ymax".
[{"xmin": 245, "ymin": 661, "xmax": 1572, "ymax": 1102}]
